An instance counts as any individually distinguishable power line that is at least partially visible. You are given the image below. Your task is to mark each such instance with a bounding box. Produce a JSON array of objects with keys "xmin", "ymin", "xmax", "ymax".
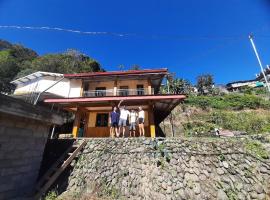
[{"xmin": 1, "ymin": 25, "xmax": 269, "ymax": 40}]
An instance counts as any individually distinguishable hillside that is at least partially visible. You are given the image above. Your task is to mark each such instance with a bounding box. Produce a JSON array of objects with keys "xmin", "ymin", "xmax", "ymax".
[
  {"xmin": 161, "ymin": 92, "xmax": 270, "ymax": 137},
  {"xmin": 0, "ymin": 39, "xmax": 103, "ymax": 93}
]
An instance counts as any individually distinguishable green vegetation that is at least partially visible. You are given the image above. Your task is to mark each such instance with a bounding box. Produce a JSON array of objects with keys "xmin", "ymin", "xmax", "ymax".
[
  {"xmin": 225, "ymin": 188, "xmax": 238, "ymax": 200},
  {"xmin": 0, "ymin": 40, "xmax": 103, "ymax": 93},
  {"xmin": 210, "ymin": 111, "xmax": 270, "ymax": 134},
  {"xmin": 183, "ymin": 110, "xmax": 270, "ymax": 136},
  {"xmin": 44, "ymin": 190, "xmax": 58, "ymax": 200},
  {"xmin": 186, "ymin": 94, "xmax": 270, "ymax": 110},
  {"xmin": 244, "ymin": 140, "xmax": 269, "ymax": 159}
]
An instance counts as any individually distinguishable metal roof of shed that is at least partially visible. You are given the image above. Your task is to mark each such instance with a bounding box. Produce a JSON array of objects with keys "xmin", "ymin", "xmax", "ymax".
[{"xmin": 11, "ymin": 71, "xmax": 63, "ymax": 85}]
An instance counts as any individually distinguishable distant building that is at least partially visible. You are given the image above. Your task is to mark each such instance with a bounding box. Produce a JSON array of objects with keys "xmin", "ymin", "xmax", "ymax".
[
  {"xmin": 255, "ymin": 65, "xmax": 270, "ymax": 83},
  {"xmin": 226, "ymin": 79, "xmax": 261, "ymax": 91}
]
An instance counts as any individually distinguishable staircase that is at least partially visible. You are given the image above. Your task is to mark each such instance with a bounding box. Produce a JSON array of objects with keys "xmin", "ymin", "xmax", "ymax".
[{"xmin": 33, "ymin": 139, "xmax": 87, "ymax": 199}]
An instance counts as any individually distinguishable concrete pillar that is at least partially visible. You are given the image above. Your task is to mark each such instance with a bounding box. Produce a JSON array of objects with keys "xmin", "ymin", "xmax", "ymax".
[
  {"xmin": 72, "ymin": 110, "xmax": 81, "ymax": 138},
  {"xmin": 148, "ymin": 103, "xmax": 156, "ymax": 138}
]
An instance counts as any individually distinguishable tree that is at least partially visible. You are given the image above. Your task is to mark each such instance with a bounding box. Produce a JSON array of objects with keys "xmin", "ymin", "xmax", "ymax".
[
  {"xmin": 0, "ymin": 40, "xmax": 103, "ymax": 93},
  {"xmin": 197, "ymin": 74, "xmax": 214, "ymax": 95},
  {"xmin": 129, "ymin": 64, "xmax": 141, "ymax": 70},
  {"xmin": 0, "ymin": 42, "xmax": 37, "ymax": 93},
  {"xmin": 117, "ymin": 64, "xmax": 125, "ymax": 71},
  {"xmin": 160, "ymin": 76, "xmax": 192, "ymax": 94}
]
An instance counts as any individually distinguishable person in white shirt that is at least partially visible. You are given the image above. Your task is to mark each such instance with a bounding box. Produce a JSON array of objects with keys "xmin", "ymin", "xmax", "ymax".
[
  {"xmin": 129, "ymin": 109, "xmax": 137, "ymax": 137},
  {"xmin": 118, "ymin": 100, "xmax": 130, "ymax": 137},
  {"xmin": 138, "ymin": 106, "xmax": 145, "ymax": 137}
]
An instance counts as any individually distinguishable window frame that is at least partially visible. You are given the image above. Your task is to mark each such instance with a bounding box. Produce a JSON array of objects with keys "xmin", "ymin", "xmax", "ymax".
[{"xmin": 95, "ymin": 113, "xmax": 109, "ymax": 127}]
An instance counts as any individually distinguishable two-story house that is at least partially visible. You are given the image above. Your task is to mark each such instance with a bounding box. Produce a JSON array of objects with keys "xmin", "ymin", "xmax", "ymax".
[
  {"xmin": 43, "ymin": 69, "xmax": 185, "ymax": 138},
  {"xmin": 11, "ymin": 69, "xmax": 186, "ymax": 138}
]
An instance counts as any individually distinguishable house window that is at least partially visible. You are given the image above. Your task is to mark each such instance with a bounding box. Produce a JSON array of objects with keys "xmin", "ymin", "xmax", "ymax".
[
  {"xmin": 137, "ymin": 85, "xmax": 144, "ymax": 95},
  {"xmin": 96, "ymin": 113, "xmax": 109, "ymax": 127},
  {"xmin": 95, "ymin": 87, "xmax": 106, "ymax": 96},
  {"xmin": 83, "ymin": 83, "xmax": 89, "ymax": 97},
  {"xmin": 119, "ymin": 86, "xmax": 129, "ymax": 96}
]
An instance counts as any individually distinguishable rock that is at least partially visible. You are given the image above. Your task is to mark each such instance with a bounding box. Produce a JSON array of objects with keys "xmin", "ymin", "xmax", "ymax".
[
  {"xmin": 235, "ymin": 182, "xmax": 243, "ymax": 191},
  {"xmin": 194, "ymin": 183, "xmax": 201, "ymax": 195},
  {"xmin": 217, "ymin": 168, "xmax": 224, "ymax": 175},
  {"xmin": 254, "ymin": 184, "xmax": 264, "ymax": 194},
  {"xmin": 250, "ymin": 191, "xmax": 258, "ymax": 199},
  {"xmin": 222, "ymin": 161, "xmax": 229, "ymax": 169},
  {"xmin": 166, "ymin": 186, "xmax": 172, "ymax": 194},
  {"xmin": 161, "ymin": 182, "xmax": 167, "ymax": 190},
  {"xmin": 173, "ymin": 183, "xmax": 182, "ymax": 191},
  {"xmin": 237, "ymin": 193, "xmax": 246, "ymax": 200},
  {"xmin": 260, "ymin": 166, "xmax": 268, "ymax": 174},
  {"xmin": 257, "ymin": 193, "xmax": 266, "ymax": 200},
  {"xmin": 199, "ymin": 174, "xmax": 206, "ymax": 182},
  {"xmin": 178, "ymin": 189, "xmax": 186, "ymax": 199},
  {"xmin": 170, "ymin": 158, "xmax": 178, "ymax": 165},
  {"xmin": 194, "ymin": 168, "xmax": 200, "ymax": 175},
  {"xmin": 217, "ymin": 189, "xmax": 228, "ymax": 200},
  {"xmin": 184, "ymin": 173, "xmax": 199, "ymax": 182}
]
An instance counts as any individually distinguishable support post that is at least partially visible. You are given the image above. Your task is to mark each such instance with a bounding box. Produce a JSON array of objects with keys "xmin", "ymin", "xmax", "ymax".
[
  {"xmin": 72, "ymin": 110, "xmax": 81, "ymax": 138},
  {"xmin": 147, "ymin": 78, "xmax": 152, "ymax": 95},
  {"xmin": 148, "ymin": 103, "xmax": 156, "ymax": 138},
  {"xmin": 113, "ymin": 79, "xmax": 117, "ymax": 96}
]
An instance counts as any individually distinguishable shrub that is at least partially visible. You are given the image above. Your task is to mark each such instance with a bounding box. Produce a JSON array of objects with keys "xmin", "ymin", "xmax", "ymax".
[
  {"xmin": 244, "ymin": 140, "xmax": 269, "ymax": 159},
  {"xmin": 209, "ymin": 111, "xmax": 270, "ymax": 134},
  {"xmin": 45, "ymin": 190, "xmax": 58, "ymax": 200},
  {"xmin": 186, "ymin": 94, "xmax": 270, "ymax": 110},
  {"xmin": 183, "ymin": 121, "xmax": 216, "ymax": 137}
]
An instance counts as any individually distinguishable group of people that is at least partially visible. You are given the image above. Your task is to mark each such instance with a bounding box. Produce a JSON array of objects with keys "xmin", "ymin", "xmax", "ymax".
[{"xmin": 110, "ymin": 100, "xmax": 145, "ymax": 137}]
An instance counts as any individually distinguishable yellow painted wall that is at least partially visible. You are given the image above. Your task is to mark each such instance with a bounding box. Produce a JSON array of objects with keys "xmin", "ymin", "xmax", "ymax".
[
  {"xmin": 117, "ymin": 79, "xmax": 148, "ymax": 89},
  {"xmin": 88, "ymin": 81, "xmax": 114, "ymax": 91},
  {"xmin": 86, "ymin": 79, "xmax": 149, "ymax": 92},
  {"xmin": 85, "ymin": 109, "xmax": 150, "ymax": 137}
]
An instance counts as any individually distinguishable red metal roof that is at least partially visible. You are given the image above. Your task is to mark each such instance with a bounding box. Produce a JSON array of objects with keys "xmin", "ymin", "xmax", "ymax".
[
  {"xmin": 44, "ymin": 94, "xmax": 185, "ymax": 103},
  {"xmin": 64, "ymin": 68, "xmax": 168, "ymax": 78}
]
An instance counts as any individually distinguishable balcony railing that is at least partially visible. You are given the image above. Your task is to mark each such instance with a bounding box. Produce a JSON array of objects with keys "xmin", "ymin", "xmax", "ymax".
[{"xmin": 83, "ymin": 88, "xmax": 154, "ymax": 97}]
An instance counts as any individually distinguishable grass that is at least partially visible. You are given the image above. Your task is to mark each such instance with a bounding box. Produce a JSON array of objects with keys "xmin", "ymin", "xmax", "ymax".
[
  {"xmin": 186, "ymin": 93, "xmax": 270, "ymax": 110},
  {"xmin": 182, "ymin": 108, "xmax": 270, "ymax": 136},
  {"xmin": 244, "ymin": 140, "xmax": 269, "ymax": 159}
]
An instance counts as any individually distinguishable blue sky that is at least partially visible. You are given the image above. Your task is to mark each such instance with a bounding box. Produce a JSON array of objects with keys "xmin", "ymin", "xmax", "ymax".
[{"xmin": 0, "ymin": 0, "xmax": 270, "ymax": 84}]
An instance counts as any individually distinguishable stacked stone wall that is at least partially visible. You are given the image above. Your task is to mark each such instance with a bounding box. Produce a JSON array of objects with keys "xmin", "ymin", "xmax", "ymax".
[{"xmin": 62, "ymin": 138, "xmax": 270, "ymax": 200}]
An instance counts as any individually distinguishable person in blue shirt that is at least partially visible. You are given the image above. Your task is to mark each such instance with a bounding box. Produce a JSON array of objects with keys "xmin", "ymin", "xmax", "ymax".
[{"xmin": 110, "ymin": 105, "xmax": 120, "ymax": 138}]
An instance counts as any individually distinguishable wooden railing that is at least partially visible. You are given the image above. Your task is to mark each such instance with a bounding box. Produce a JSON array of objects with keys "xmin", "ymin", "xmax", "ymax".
[{"xmin": 83, "ymin": 88, "xmax": 154, "ymax": 97}]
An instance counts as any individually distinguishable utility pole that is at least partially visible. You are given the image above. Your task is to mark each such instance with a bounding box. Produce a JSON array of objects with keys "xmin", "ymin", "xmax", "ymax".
[{"xmin": 249, "ymin": 35, "xmax": 270, "ymax": 93}]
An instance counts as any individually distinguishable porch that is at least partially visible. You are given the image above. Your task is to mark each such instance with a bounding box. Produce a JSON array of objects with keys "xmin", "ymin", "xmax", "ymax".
[{"xmin": 44, "ymin": 94, "xmax": 186, "ymax": 138}]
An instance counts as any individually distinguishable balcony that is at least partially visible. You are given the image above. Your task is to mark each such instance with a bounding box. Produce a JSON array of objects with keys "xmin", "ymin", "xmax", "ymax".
[{"xmin": 83, "ymin": 88, "xmax": 154, "ymax": 97}]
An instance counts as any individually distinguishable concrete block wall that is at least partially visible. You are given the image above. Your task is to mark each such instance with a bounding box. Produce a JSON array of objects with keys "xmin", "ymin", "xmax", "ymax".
[
  {"xmin": 0, "ymin": 114, "xmax": 49, "ymax": 199},
  {"xmin": 0, "ymin": 94, "xmax": 64, "ymax": 200}
]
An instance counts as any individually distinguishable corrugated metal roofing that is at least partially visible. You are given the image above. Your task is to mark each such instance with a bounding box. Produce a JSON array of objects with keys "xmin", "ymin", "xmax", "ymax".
[
  {"xmin": 11, "ymin": 71, "xmax": 63, "ymax": 85},
  {"xmin": 64, "ymin": 68, "xmax": 168, "ymax": 78}
]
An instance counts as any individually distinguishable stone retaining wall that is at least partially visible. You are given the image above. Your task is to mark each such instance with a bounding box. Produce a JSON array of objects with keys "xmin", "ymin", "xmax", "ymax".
[{"xmin": 61, "ymin": 138, "xmax": 270, "ymax": 200}]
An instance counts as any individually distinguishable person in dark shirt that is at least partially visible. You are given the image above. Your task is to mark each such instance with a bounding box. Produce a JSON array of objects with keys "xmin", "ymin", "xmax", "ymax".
[{"xmin": 110, "ymin": 106, "xmax": 120, "ymax": 137}]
